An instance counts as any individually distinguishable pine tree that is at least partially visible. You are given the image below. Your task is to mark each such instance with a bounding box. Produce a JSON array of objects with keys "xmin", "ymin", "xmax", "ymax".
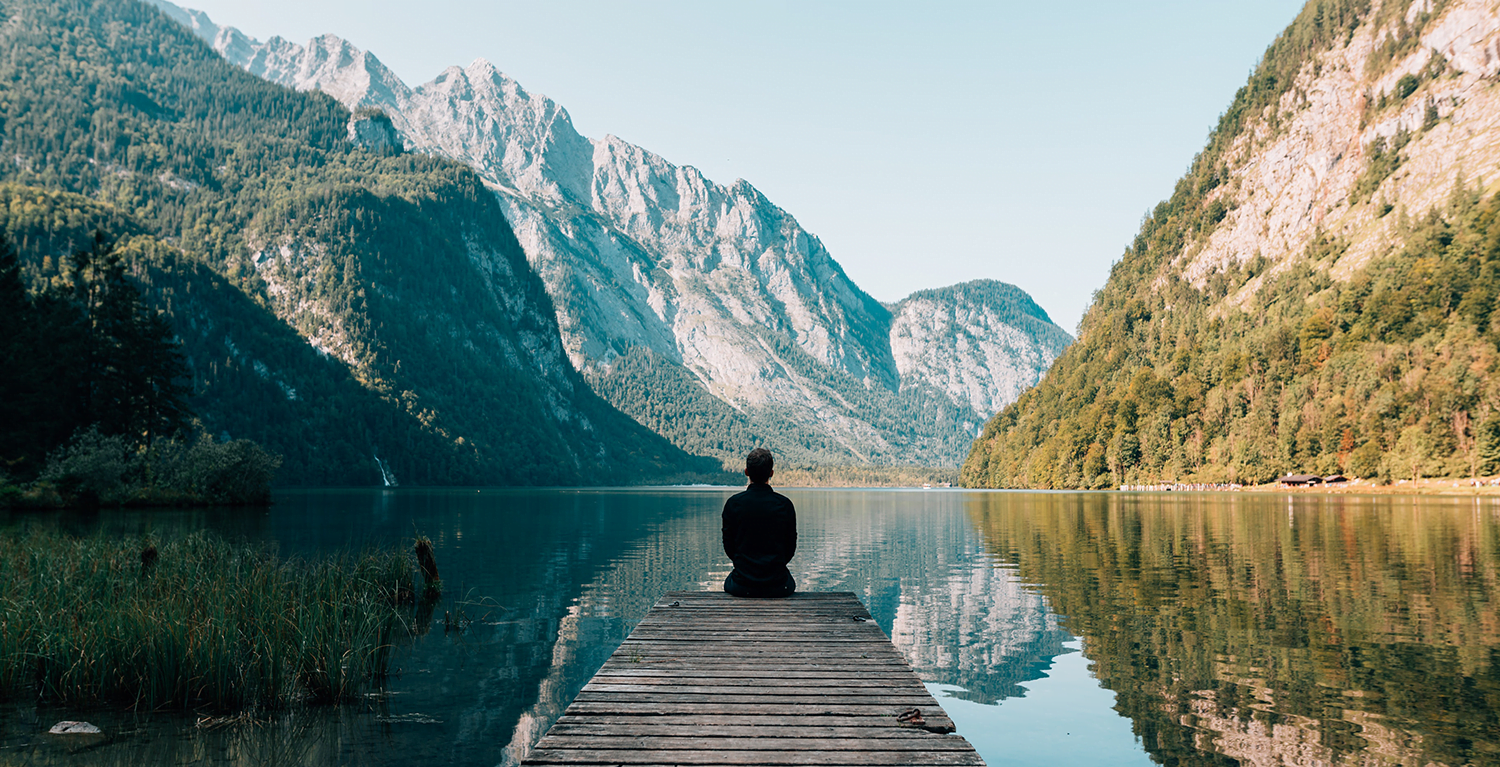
[
  {"xmin": 65, "ymin": 230, "xmax": 191, "ymax": 447},
  {"xmin": 1478, "ymin": 416, "xmax": 1500, "ymax": 477},
  {"xmin": 0, "ymin": 233, "xmax": 33, "ymax": 471}
]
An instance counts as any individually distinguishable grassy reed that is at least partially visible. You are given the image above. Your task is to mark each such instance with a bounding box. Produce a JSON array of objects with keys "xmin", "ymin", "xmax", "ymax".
[{"xmin": 0, "ymin": 528, "xmax": 414, "ymax": 711}]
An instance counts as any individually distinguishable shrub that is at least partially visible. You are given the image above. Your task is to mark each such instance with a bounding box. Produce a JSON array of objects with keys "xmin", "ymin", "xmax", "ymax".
[
  {"xmin": 36, "ymin": 428, "xmax": 282, "ymax": 506},
  {"xmin": 1395, "ymin": 73, "xmax": 1420, "ymax": 100},
  {"xmin": 153, "ymin": 437, "xmax": 283, "ymax": 504},
  {"xmin": 37, "ymin": 428, "xmax": 141, "ymax": 505},
  {"xmin": 0, "ymin": 476, "xmax": 21, "ymax": 507}
]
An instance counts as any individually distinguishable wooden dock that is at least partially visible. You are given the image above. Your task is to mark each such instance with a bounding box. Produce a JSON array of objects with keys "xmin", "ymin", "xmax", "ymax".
[{"xmin": 522, "ymin": 591, "xmax": 985, "ymax": 766}]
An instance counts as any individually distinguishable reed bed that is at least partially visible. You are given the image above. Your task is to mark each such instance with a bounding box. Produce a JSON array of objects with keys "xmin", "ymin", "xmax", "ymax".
[{"xmin": 0, "ymin": 529, "xmax": 415, "ymax": 711}]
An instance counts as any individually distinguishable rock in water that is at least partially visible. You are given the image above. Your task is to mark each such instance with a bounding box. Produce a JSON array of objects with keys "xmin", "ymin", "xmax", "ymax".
[{"xmin": 48, "ymin": 721, "xmax": 102, "ymax": 735}]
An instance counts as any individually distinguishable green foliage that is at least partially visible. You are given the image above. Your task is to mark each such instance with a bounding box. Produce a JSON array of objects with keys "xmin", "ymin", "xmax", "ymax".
[
  {"xmin": 0, "ymin": 0, "xmax": 714, "ymax": 486},
  {"xmin": 966, "ymin": 184, "xmax": 1500, "ymax": 488},
  {"xmin": 33, "ymin": 427, "xmax": 281, "ymax": 506},
  {"xmin": 1348, "ymin": 440, "xmax": 1383, "ymax": 478},
  {"xmin": 1395, "ymin": 73, "xmax": 1420, "ymax": 100},
  {"xmin": 0, "ymin": 528, "xmax": 413, "ymax": 711},
  {"xmin": 151, "ymin": 436, "xmax": 283, "ymax": 504},
  {"xmin": 1390, "ymin": 424, "xmax": 1432, "ymax": 481},
  {"xmin": 35, "ymin": 429, "xmax": 136, "ymax": 506},
  {"xmin": 589, "ymin": 348, "xmax": 775, "ymax": 469},
  {"xmin": 1364, "ymin": 0, "xmax": 1454, "ymax": 77},
  {"xmin": 1353, "ymin": 130, "xmax": 1410, "ymax": 202},
  {"xmin": 1478, "ymin": 416, "xmax": 1500, "ymax": 475},
  {"xmin": 593, "ymin": 337, "xmax": 987, "ymax": 472},
  {"xmin": 0, "ymin": 227, "xmax": 193, "ymax": 479},
  {"xmin": 771, "ymin": 465, "xmax": 960, "ymax": 488}
]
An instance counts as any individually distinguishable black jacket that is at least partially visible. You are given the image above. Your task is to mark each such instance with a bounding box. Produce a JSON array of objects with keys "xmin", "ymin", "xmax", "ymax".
[{"xmin": 721, "ymin": 483, "xmax": 797, "ymax": 586}]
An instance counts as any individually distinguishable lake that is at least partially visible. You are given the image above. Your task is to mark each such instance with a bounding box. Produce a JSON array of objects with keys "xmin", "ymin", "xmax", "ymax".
[{"xmin": 3, "ymin": 488, "xmax": 1497, "ymax": 766}]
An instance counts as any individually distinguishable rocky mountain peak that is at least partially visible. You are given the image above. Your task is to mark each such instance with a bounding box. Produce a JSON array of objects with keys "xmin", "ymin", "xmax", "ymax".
[{"xmin": 154, "ymin": 0, "xmax": 1072, "ymax": 468}]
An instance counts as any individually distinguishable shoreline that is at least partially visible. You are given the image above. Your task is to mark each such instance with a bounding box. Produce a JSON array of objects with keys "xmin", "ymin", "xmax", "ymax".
[
  {"xmin": 1119, "ymin": 477, "xmax": 1500, "ymax": 497},
  {"xmin": 1242, "ymin": 477, "xmax": 1500, "ymax": 496}
]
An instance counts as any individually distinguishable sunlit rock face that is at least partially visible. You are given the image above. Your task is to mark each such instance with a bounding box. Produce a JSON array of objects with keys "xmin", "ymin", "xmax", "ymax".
[
  {"xmin": 153, "ymin": 0, "xmax": 1072, "ymax": 466},
  {"xmin": 1168, "ymin": 0, "xmax": 1500, "ymax": 299},
  {"xmin": 346, "ymin": 111, "xmax": 401, "ymax": 154},
  {"xmin": 891, "ymin": 280, "xmax": 1074, "ymax": 420}
]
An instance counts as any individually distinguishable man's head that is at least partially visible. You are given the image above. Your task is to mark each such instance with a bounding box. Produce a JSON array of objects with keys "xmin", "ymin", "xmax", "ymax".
[{"xmin": 745, "ymin": 447, "xmax": 774, "ymax": 484}]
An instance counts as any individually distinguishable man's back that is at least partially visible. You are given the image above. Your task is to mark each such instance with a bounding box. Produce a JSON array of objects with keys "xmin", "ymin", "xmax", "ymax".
[{"xmin": 721, "ymin": 483, "xmax": 796, "ymax": 596}]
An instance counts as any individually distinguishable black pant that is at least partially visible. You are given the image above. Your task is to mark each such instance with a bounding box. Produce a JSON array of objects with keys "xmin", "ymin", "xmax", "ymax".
[{"xmin": 723, "ymin": 570, "xmax": 796, "ymax": 598}]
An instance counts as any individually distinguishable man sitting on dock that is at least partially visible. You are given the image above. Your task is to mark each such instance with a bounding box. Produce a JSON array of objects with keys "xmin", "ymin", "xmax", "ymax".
[{"xmin": 722, "ymin": 447, "xmax": 797, "ymax": 598}]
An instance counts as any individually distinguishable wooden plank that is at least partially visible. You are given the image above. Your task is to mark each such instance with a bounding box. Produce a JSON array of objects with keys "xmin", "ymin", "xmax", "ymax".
[
  {"xmin": 562, "ymin": 703, "xmax": 952, "ymax": 720},
  {"xmin": 520, "ymin": 591, "xmax": 981, "ymax": 766},
  {"xmin": 584, "ymin": 678, "xmax": 928, "ymax": 689},
  {"xmin": 576, "ymin": 683, "xmax": 931, "ymax": 694},
  {"xmin": 605, "ymin": 662, "xmax": 916, "ymax": 670},
  {"xmin": 534, "ymin": 736, "xmax": 977, "ymax": 751},
  {"xmin": 590, "ymin": 668, "xmax": 923, "ymax": 678},
  {"xmin": 554, "ymin": 714, "xmax": 949, "ymax": 729},
  {"xmin": 545, "ymin": 723, "xmax": 963, "ymax": 738},
  {"xmin": 524, "ymin": 749, "xmax": 984, "ymax": 765},
  {"xmin": 611, "ymin": 648, "xmax": 905, "ymax": 655},
  {"xmin": 572, "ymin": 694, "xmax": 938, "ymax": 705},
  {"xmin": 624, "ymin": 633, "xmax": 891, "ymax": 639}
]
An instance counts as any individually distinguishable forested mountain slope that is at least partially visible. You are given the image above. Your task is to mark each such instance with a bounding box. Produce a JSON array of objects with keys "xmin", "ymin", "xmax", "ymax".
[
  {"xmin": 966, "ymin": 0, "xmax": 1500, "ymax": 488},
  {"xmin": 152, "ymin": 1, "xmax": 1074, "ymax": 469},
  {"xmin": 0, "ymin": 0, "xmax": 716, "ymax": 485}
]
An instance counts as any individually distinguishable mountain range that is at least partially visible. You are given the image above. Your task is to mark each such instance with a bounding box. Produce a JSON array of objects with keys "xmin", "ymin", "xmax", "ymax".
[
  {"xmin": 0, "ymin": 0, "xmax": 718, "ymax": 485},
  {"xmin": 151, "ymin": 0, "xmax": 1073, "ymax": 471}
]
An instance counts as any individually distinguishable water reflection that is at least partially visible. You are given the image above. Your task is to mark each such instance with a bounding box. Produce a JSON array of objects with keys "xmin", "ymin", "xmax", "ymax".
[
  {"xmin": 12, "ymin": 489, "xmax": 1490, "ymax": 766},
  {"xmin": 489, "ymin": 489, "xmax": 1069, "ymax": 764},
  {"xmin": 969, "ymin": 491, "xmax": 1500, "ymax": 767},
  {"xmin": 0, "ymin": 488, "xmax": 1071, "ymax": 766}
]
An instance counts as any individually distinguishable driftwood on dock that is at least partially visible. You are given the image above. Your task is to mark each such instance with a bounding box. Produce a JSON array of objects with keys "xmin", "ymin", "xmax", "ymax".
[{"xmin": 523, "ymin": 591, "xmax": 985, "ymax": 766}]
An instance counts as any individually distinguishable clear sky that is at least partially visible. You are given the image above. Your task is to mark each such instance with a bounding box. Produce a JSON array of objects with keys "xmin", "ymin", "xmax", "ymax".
[{"xmin": 176, "ymin": 0, "xmax": 1307, "ymax": 334}]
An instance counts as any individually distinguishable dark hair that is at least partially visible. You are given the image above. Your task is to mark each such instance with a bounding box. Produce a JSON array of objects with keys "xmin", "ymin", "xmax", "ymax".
[{"xmin": 745, "ymin": 447, "xmax": 774, "ymax": 483}]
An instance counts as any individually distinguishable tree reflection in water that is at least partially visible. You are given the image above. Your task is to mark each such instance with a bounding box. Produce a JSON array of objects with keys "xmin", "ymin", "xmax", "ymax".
[
  {"xmin": 11, "ymin": 489, "xmax": 1488, "ymax": 766},
  {"xmin": 969, "ymin": 491, "xmax": 1500, "ymax": 767}
]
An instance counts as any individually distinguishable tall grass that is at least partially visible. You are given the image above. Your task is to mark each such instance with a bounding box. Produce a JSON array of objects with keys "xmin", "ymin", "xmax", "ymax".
[{"xmin": 0, "ymin": 529, "xmax": 414, "ymax": 711}]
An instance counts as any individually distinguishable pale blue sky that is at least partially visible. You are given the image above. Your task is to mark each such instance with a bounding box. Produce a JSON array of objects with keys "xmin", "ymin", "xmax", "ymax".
[{"xmin": 178, "ymin": 0, "xmax": 1306, "ymax": 333}]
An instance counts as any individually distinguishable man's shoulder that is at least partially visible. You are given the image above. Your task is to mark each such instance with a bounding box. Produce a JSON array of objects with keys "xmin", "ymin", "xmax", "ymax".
[
  {"xmin": 724, "ymin": 484, "xmax": 792, "ymax": 508},
  {"xmin": 764, "ymin": 486, "xmax": 794, "ymax": 506}
]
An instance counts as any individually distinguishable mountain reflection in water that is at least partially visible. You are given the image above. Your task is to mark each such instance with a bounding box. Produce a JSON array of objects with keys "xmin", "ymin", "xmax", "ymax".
[{"xmin": 3, "ymin": 489, "xmax": 1495, "ymax": 766}]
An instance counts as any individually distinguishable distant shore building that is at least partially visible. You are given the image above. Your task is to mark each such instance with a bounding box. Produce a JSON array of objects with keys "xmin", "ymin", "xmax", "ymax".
[{"xmin": 1278, "ymin": 475, "xmax": 1323, "ymax": 487}]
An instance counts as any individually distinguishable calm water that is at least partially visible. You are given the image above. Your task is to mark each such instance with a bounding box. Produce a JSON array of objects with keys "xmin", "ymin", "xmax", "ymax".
[{"xmin": 3, "ymin": 489, "xmax": 1498, "ymax": 766}]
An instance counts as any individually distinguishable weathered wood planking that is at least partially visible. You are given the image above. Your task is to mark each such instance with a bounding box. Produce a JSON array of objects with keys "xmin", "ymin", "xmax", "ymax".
[{"xmin": 522, "ymin": 591, "xmax": 985, "ymax": 767}]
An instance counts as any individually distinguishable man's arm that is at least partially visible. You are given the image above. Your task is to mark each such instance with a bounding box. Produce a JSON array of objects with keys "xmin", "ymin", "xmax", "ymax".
[
  {"xmin": 782, "ymin": 502, "xmax": 797, "ymax": 562},
  {"xmin": 722, "ymin": 497, "xmax": 736, "ymax": 562}
]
